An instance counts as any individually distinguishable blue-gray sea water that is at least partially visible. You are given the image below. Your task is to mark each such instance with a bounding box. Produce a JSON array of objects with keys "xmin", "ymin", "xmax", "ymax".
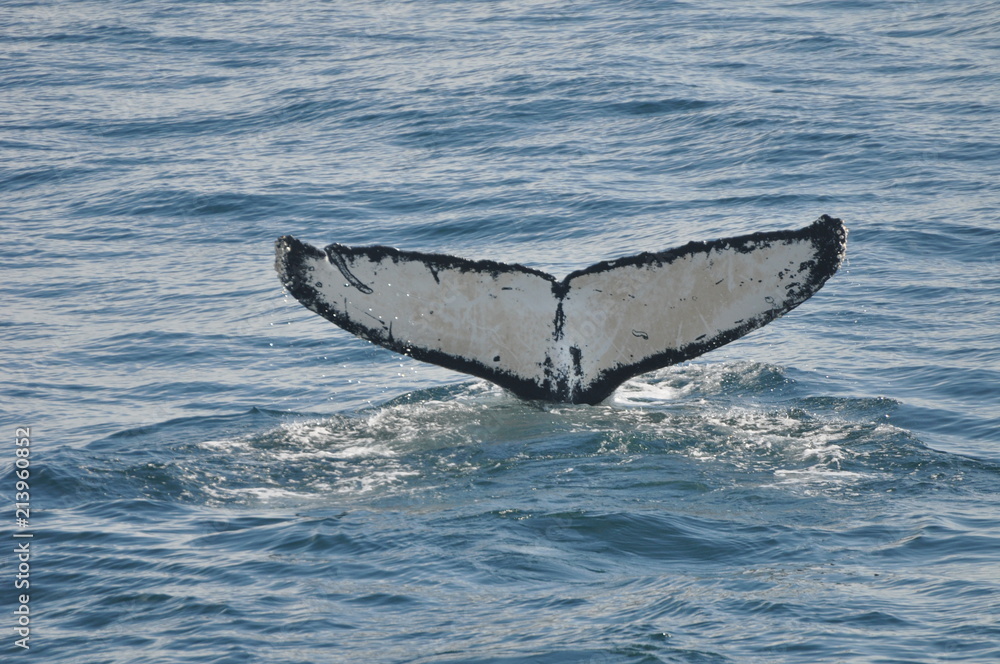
[{"xmin": 3, "ymin": 1, "xmax": 999, "ymax": 662}]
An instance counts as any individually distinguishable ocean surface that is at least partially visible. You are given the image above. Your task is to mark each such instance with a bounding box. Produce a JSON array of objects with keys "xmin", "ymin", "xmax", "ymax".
[{"xmin": 3, "ymin": 1, "xmax": 999, "ymax": 662}]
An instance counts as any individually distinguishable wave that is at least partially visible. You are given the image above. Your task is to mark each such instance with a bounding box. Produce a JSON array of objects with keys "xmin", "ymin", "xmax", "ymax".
[{"xmin": 22, "ymin": 363, "xmax": 991, "ymax": 517}]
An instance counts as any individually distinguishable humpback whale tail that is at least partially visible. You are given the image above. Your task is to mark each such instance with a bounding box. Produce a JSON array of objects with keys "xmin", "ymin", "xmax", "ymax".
[{"xmin": 275, "ymin": 216, "xmax": 847, "ymax": 404}]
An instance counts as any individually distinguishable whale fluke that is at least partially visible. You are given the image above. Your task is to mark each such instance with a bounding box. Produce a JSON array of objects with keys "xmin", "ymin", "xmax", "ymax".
[{"xmin": 275, "ymin": 215, "xmax": 847, "ymax": 404}]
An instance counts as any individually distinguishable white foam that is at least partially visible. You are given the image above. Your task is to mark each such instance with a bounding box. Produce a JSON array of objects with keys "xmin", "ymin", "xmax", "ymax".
[{"xmin": 613, "ymin": 378, "xmax": 681, "ymax": 405}]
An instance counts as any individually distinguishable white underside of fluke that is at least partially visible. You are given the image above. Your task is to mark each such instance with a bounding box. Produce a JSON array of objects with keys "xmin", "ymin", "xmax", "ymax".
[{"xmin": 276, "ymin": 216, "xmax": 847, "ymax": 404}]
